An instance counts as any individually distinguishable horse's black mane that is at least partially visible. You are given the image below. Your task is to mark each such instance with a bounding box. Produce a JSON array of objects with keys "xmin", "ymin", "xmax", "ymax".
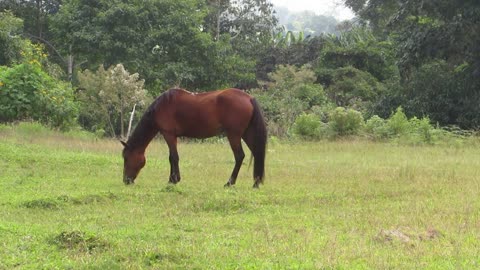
[{"xmin": 125, "ymin": 89, "xmax": 178, "ymax": 149}]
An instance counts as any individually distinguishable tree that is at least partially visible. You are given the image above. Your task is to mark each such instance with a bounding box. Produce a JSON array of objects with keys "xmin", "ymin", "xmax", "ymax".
[
  {"xmin": 343, "ymin": 0, "xmax": 480, "ymax": 128},
  {"xmin": 50, "ymin": 0, "xmax": 258, "ymax": 91},
  {"xmin": 76, "ymin": 64, "xmax": 148, "ymax": 138}
]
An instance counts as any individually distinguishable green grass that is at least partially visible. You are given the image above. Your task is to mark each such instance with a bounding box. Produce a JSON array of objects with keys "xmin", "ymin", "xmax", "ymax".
[{"xmin": 1, "ymin": 124, "xmax": 480, "ymax": 269}]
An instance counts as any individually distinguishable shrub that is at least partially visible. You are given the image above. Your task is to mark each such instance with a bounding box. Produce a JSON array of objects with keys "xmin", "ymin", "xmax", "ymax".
[
  {"xmin": 387, "ymin": 107, "xmax": 409, "ymax": 136},
  {"xmin": 252, "ymin": 64, "xmax": 329, "ymax": 137},
  {"xmin": 0, "ymin": 52, "xmax": 78, "ymax": 129},
  {"xmin": 364, "ymin": 108, "xmax": 440, "ymax": 144},
  {"xmin": 292, "ymin": 113, "xmax": 324, "ymax": 139},
  {"xmin": 404, "ymin": 116, "xmax": 436, "ymax": 144},
  {"xmin": 365, "ymin": 115, "xmax": 390, "ymax": 140},
  {"xmin": 329, "ymin": 107, "xmax": 364, "ymax": 137}
]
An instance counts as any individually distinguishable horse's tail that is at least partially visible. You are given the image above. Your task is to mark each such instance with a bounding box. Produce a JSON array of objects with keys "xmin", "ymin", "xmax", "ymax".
[{"xmin": 248, "ymin": 98, "xmax": 267, "ymax": 185}]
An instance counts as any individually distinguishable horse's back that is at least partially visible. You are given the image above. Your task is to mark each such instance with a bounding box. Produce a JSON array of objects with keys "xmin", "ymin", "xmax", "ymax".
[{"xmin": 159, "ymin": 88, "xmax": 254, "ymax": 138}]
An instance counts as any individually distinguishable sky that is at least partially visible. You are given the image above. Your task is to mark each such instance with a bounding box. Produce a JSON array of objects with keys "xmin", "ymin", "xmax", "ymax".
[{"xmin": 270, "ymin": 0, "xmax": 355, "ymax": 21}]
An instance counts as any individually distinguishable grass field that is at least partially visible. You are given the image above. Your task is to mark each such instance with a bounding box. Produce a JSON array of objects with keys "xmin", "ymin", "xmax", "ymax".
[{"xmin": 1, "ymin": 123, "xmax": 480, "ymax": 269}]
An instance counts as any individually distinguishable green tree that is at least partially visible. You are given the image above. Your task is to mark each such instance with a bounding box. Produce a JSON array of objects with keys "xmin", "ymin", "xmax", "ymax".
[
  {"xmin": 343, "ymin": 0, "xmax": 480, "ymax": 128},
  {"xmin": 50, "ymin": 0, "xmax": 258, "ymax": 91}
]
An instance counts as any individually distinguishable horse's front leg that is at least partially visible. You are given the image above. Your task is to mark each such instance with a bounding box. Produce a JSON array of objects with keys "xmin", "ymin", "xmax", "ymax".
[{"xmin": 164, "ymin": 134, "xmax": 181, "ymax": 184}]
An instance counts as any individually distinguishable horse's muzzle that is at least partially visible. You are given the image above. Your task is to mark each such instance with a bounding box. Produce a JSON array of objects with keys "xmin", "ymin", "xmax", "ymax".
[{"xmin": 123, "ymin": 176, "xmax": 135, "ymax": 185}]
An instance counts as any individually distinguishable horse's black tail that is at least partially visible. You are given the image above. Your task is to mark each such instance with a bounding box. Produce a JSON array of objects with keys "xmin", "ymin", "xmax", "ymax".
[{"xmin": 247, "ymin": 98, "xmax": 267, "ymax": 185}]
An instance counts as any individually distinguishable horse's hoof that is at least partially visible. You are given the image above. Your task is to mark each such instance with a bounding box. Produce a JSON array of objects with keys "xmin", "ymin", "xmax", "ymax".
[{"xmin": 224, "ymin": 182, "xmax": 232, "ymax": 188}]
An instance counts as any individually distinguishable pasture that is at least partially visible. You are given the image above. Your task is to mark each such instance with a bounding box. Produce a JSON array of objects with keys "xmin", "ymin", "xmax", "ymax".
[{"xmin": 1, "ymin": 124, "xmax": 480, "ymax": 269}]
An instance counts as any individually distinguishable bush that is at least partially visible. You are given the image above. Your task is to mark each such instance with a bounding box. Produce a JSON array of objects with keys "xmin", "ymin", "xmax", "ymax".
[
  {"xmin": 403, "ymin": 116, "xmax": 436, "ymax": 144},
  {"xmin": 365, "ymin": 115, "xmax": 390, "ymax": 140},
  {"xmin": 365, "ymin": 107, "xmax": 441, "ymax": 144},
  {"xmin": 0, "ymin": 52, "xmax": 78, "ymax": 129},
  {"xmin": 292, "ymin": 113, "xmax": 324, "ymax": 139},
  {"xmin": 387, "ymin": 107, "xmax": 409, "ymax": 136},
  {"xmin": 329, "ymin": 107, "xmax": 364, "ymax": 137},
  {"xmin": 252, "ymin": 64, "xmax": 329, "ymax": 137}
]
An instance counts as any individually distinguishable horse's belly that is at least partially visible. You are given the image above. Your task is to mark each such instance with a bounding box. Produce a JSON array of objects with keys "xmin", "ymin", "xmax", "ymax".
[{"xmin": 178, "ymin": 121, "xmax": 223, "ymax": 138}]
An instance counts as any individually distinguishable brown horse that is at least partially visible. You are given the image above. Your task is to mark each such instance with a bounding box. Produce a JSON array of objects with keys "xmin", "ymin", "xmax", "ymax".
[{"xmin": 121, "ymin": 88, "xmax": 267, "ymax": 188}]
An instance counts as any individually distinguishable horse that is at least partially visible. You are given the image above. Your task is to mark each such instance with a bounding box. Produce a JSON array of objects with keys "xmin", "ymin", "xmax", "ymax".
[{"xmin": 120, "ymin": 88, "xmax": 267, "ymax": 188}]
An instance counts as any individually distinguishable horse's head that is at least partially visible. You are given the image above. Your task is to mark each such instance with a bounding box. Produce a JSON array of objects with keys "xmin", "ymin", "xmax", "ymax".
[{"xmin": 121, "ymin": 141, "xmax": 146, "ymax": 185}]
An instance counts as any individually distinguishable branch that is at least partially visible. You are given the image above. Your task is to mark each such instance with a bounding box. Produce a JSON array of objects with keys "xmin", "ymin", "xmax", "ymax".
[{"xmin": 22, "ymin": 33, "xmax": 67, "ymax": 65}]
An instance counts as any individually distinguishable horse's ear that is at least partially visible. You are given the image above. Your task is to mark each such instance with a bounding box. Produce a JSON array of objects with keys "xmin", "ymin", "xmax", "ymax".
[{"xmin": 120, "ymin": 140, "xmax": 129, "ymax": 149}]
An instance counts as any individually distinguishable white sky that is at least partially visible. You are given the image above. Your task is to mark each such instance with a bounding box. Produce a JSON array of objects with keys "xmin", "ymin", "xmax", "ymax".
[{"xmin": 270, "ymin": 0, "xmax": 355, "ymax": 21}]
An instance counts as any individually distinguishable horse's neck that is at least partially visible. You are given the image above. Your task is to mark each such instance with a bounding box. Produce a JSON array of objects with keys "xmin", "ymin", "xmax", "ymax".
[{"xmin": 128, "ymin": 125, "xmax": 158, "ymax": 153}]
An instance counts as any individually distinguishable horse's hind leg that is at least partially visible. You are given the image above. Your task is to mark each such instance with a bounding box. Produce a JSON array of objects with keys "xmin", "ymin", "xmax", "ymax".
[
  {"xmin": 224, "ymin": 134, "xmax": 245, "ymax": 187},
  {"xmin": 242, "ymin": 128, "xmax": 262, "ymax": 188}
]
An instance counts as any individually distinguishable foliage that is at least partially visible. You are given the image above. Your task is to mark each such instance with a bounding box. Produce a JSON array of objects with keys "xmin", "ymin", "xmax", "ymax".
[
  {"xmin": 366, "ymin": 107, "xmax": 440, "ymax": 144},
  {"xmin": 0, "ymin": 0, "xmax": 61, "ymax": 39},
  {"xmin": 0, "ymin": 11, "xmax": 27, "ymax": 65},
  {"xmin": 315, "ymin": 27, "xmax": 397, "ymax": 116},
  {"xmin": 318, "ymin": 66, "xmax": 385, "ymax": 114},
  {"xmin": 215, "ymin": 0, "xmax": 279, "ymax": 58},
  {"xmin": 343, "ymin": 0, "xmax": 480, "ymax": 129},
  {"xmin": 256, "ymin": 35, "xmax": 327, "ymax": 81},
  {"xmin": 76, "ymin": 64, "xmax": 149, "ymax": 138},
  {"xmin": 0, "ymin": 43, "xmax": 77, "ymax": 129},
  {"xmin": 403, "ymin": 60, "xmax": 480, "ymax": 129},
  {"xmin": 252, "ymin": 65, "xmax": 328, "ymax": 136},
  {"xmin": 292, "ymin": 113, "xmax": 324, "ymax": 140},
  {"xmin": 328, "ymin": 107, "xmax": 364, "ymax": 137},
  {"xmin": 3, "ymin": 0, "xmax": 480, "ymax": 133},
  {"xmin": 319, "ymin": 27, "xmax": 397, "ymax": 82},
  {"xmin": 49, "ymin": 0, "xmax": 270, "ymax": 90},
  {"xmin": 365, "ymin": 115, "xmax": 389, "ymax": 140}
]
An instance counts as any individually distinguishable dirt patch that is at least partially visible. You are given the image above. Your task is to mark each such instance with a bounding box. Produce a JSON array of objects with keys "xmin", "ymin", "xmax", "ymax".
[{"xmin": 376, "ymin": 226, "xmax": 443, "ymax": 244}]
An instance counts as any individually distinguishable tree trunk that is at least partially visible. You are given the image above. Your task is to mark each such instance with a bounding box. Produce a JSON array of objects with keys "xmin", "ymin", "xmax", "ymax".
[{"xmin": 68, "ymin": 45, "xmax": 73, "ymax": 82}]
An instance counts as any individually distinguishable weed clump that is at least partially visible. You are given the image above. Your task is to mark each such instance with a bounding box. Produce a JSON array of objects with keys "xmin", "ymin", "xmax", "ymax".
[
  {"xmin": 21, "ymin": 192, "xmax": 117, "ymax": 210},
  {"xmin": 51, "ymin": 230, "xmax": 109, "ymax": 253},
  {"xmin": 22, "ymin": 198, "xmax": 63, "ymax": 210}
]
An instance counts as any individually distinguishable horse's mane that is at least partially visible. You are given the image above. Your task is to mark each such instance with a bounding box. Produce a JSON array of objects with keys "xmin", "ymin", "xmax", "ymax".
[{"xmin": 126, "ymin": 89, "xmax": 178, "ymax": 149}]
